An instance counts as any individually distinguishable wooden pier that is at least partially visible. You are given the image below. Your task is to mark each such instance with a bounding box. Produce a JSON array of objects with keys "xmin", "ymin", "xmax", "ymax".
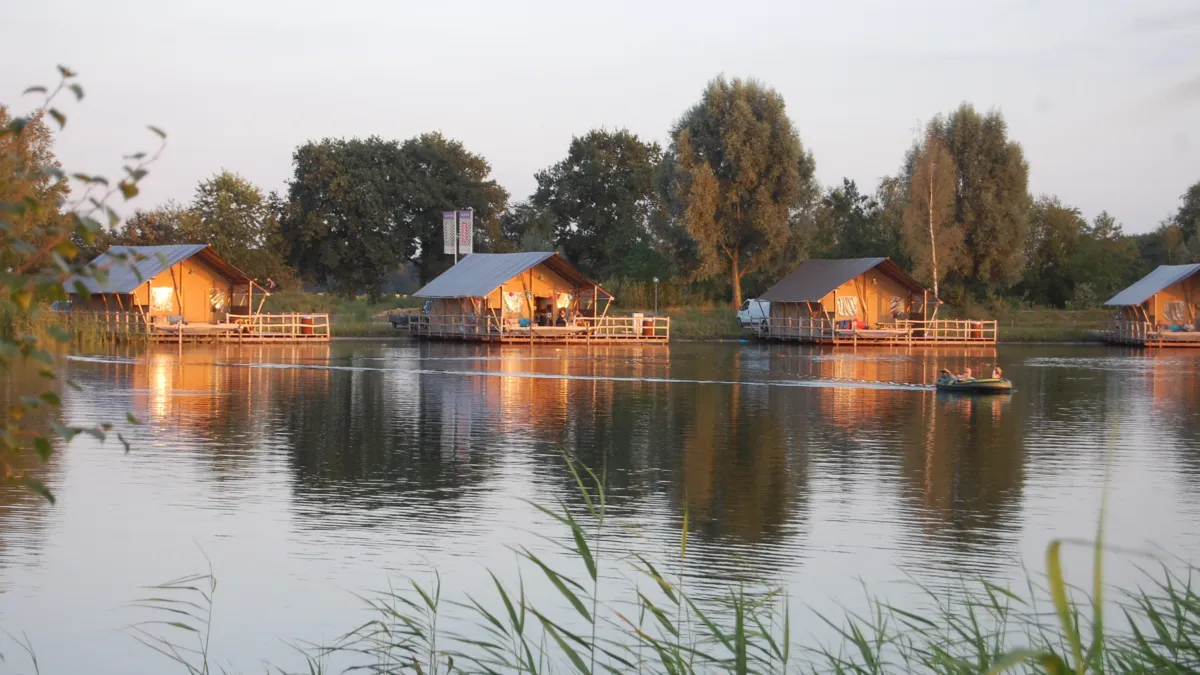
[
  {"xmin": 83, "ymin": 311, "xmax": 331, "ymax": 343},
  {"xmin": 1105, "ymin": 320, "xmax": 1200, "ymax": 348},
  {"xmin": 405, "ymin": 313, "xmax": 669, "ymax": 344},
  {"xmin": 758, "ymin": 317, "xmax": 998, "ymax": 346}
]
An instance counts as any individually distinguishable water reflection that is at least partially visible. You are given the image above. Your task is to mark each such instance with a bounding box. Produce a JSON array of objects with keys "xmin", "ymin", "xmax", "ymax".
[{"xmin": 2, "ymin": 342, "xmax": 1200, "ymax": 673}]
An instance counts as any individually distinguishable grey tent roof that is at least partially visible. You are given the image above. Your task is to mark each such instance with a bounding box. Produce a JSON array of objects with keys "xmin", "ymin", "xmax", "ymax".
[
  {"xmin": 1104, "ymin": 264, "xmax": 1200, "ymax": 306},
  {"xmin": 67, "ymin": 244, "xmax": 253, "ymax": 294},
  {"xmin": 759, "ymin": 258, "xmax": 926, "ymax": 303},
  {"xmin": 414, "ymin": 252, "xmax": 610, "ymax": 299}
]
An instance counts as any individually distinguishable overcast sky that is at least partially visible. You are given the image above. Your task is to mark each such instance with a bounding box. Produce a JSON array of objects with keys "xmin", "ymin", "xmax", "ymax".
[{"xmin": 4, "ymin": 0, "xmax": 1198, "ymax": 233}]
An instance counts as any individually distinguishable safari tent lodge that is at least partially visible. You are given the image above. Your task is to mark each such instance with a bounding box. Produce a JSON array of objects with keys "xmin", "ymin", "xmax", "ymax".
[
  {"xmin": 1104, "ymin": 263, "xmax": 1200, "ymax": 347},
  {"xmin": 408, "ymin": 252, "xmax": 668, "ymax": 343},
  {"xmin": 757, "ymin": 257, "xmax": 997, "ymax": 345},
  {"xmin": 68, "ymin": 244, "xmax": 329, "ymax": 342}
]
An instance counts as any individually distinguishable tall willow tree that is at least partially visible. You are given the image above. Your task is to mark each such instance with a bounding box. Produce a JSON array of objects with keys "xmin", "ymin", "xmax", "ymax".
[
  {"xmin": 902, "ymin": 130, "xmax": 962, "ymax": 318},
  {"xmin": 941, "ymin": 105, "xmax": 1031, "ymax": 297},
  {"xmin": 661, "ymin": 76, "xmax": 817, "ymax": 306}
]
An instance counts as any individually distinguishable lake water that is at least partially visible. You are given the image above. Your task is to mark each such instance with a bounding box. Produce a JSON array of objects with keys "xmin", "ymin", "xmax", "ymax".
[{"xmin": 1, "ymin": 340, "xmax": 1199, "ymax": 673}]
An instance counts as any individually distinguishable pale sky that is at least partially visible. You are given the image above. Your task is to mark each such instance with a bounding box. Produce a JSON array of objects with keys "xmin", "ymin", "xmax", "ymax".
[{"xmin": 4, "ymin": 0, "xmax": 1198, "ymax": 233}]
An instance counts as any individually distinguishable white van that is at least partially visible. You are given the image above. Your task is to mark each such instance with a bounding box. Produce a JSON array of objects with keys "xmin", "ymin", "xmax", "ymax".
[{"xmin": 737, "ymin": 299, "xmax": 770, "ymax": 328}]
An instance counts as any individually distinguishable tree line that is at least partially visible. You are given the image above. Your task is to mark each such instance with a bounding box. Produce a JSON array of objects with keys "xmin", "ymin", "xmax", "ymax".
[{"xmin": 7, "ymin": 75, "xmax": 1200, "ymax": 308}]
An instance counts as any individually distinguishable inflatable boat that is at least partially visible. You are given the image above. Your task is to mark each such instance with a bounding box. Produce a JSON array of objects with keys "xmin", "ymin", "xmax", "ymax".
[{"xmin": 935, "ymin": 376, "xmax": 1013, "ymax": 394}]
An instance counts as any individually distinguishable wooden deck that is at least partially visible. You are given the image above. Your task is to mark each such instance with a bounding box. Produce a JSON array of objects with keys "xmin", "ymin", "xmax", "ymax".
[
  {"xmin": 406, "ymin": 314, "xmax": 669, "ymax": 344},
  {"xmin": 1105, "ymin": 321, "xmax": 1200, "ymax": 348},
  {"xmin": 758, "ymin": 317, "xmax": 998, "ymax": 346},
  {"xmin": 82, "ymin": 311, "xmax": 331, "ymax": 343}
]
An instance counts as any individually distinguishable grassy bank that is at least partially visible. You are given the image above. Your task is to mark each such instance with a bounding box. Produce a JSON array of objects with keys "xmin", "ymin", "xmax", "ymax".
[
  {"xmin": 71, "ymin": 459, "xmax": 1197, "ymax": 675},
  {"xmin": 988, "ymin": 307, "xmax": 1112, "ymax": 342}
]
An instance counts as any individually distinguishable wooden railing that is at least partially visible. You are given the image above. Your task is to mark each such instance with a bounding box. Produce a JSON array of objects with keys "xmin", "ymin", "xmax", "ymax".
[
  {"xmin": 73, "ymin": 311, "xmax": 330, "ymax": 341},
  {"xmin": 575, "ymin": 315, "xmax": 670, "ymax": 340},
  {"xmin": 407, "ymin": 313, "xmax": 670, "ymax": 342},
  {"xmin": 225, "ymin": 313, "xmax": 330, "ymax": 339},
  {"xmin": 1106, "ymin": 320, "xmax": 1200, "ymax": 346},
  {"xmin": 761, "ymin": 317, "xmax": 998, "ymax": 344},
  {"xmin": 81, "ymin": 311, "xmax": 154, "ymax": 337}
]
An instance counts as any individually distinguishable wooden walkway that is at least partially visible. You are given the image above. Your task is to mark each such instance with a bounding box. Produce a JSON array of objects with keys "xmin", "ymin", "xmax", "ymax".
[
  {"xmin": 1105, "ymin": 321, "xmax": 1200, "ymax": 348},
  {"xmin": 82, "ymin": 312, "xmax": 331, "ymax": 343},
  {"xmin": 404, "ymin": 314, "xmax": 669, "ymax": 344},
  {"xmin": 758, "ymin": 318, "xmax": 998, "ymax": 346}
]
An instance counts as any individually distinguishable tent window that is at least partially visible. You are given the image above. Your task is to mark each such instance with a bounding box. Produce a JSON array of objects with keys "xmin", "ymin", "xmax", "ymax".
[
  {"xmin": 1163, "ymin": 301, "xmax": 1186, "ymax": 323},
  {"xmin": 150, "ymin": 287, "xmax": 173, "ymax": 312}
]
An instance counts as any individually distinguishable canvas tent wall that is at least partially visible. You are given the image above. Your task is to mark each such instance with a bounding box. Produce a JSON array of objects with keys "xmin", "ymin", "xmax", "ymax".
[
  {"xmin": 68, "ymin": 244, "xmax": 260, "ymax": 323},
  {"xmin": 414, "ymin": 252, "xmax": 613, "ymax": 327},
  {"xmin": 759, "ymin": 258, "xmax": 929, "ymax": 325},
  {"xmin": 1104, "ymin": 264, "xmax": 1200, "ymax": 325}
]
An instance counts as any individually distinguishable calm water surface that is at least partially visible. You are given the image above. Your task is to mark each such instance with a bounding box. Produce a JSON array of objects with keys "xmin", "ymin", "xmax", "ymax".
[{"xmin": 1, "ymin": 340, "xmax": 1199, "ymax": 672}]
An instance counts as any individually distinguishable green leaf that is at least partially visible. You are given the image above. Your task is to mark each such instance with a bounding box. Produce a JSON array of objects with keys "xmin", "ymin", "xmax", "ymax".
[
  {"xmin": 80, "ymin": 427, "xmax": 107, "ymax": 442},
  {"xmin": 126, "ymin": 412, "xmax": 143, "ymax": 425},
  {"xmin": 52, "ymin": 423, "xmax": 78, "ymax": 442},
  {"xmin": 148, "ymin": 125, "xmax": 167, "ymax": 139},
  {"xmin": 22, "ymin": 478, "xmax": 55, "ymax": 504},
  {"xmin": 47, "ymin": 325, "xmax": 72, "ymax": 344},
  {"xmin": 23, "ymin": 86, "xmax": 48, "ymax": 95},
  {"xmin": 48, "ymin": 108, "xmax": 66, "ymax": 129},
  {"xmin": 1046, "ymin": 539, "xmax": 1084, "ymax": 670},
  {"xmin": 57, "ymin": 64, "xmax": 77, "ymax": 78},
  {"xmin": 34, "ymin": 437, "xmax": 53, "ymax": 461},
  {"xmin": 69, "ymin": 83, "xmax": 84, "ymax": 100},
  {"xmin": 119, "ymin": 181, "xmax": 139, "ymax": 200},
  {"xmin": 541, "ymin": 622, "xmax": 591, "ymax": 675},
  {"xmin": 522, "ymin": 550, "xmax": 591, "ymax": 623},
  {"xmin": 39, "ymin": 391, "xmax": 61, "ymax": 406}
]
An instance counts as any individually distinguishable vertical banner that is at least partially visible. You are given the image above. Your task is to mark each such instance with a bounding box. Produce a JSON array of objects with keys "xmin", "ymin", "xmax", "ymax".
[
  {"xmin": 442, "ymin": 211, "xmax": 457, "ymax": 255},
  {"xmin": 457, "ymin": 209, "xmax": 474, "ymax": 255}
]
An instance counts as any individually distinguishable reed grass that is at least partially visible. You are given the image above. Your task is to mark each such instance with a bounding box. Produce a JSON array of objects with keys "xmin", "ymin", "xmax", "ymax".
[{"xmin": 94, "ymin": 453, "xmax": 1199, "ymax": 675}]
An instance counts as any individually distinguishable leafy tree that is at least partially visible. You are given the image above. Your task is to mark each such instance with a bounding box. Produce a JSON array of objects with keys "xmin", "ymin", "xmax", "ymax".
[
  {"xmin": 651, "ymin": 152, "xmax": 704, "ymax": 280},
  {"xmin": 660, "ymin": 76, "xmax": 818, "ymax": 306},
  {"xmin": 808, "ymin": 178, "xmax": 901, "ymax": 261},
  {"xmin": 926, "ymin": 105, "xmax": 1031, "ymax": 300},
  {"xmin": 533, "ymin": 129, "xmax": 666, "ymax": 281},
  {"xmin": 186, "ymin": 171, "xmax": 295, "ymax": 285},
  {"xmin": 111, "ymin": 202, "xmax": 194, "ymax": 246},
  {"xmin": 3, "ymin": 67, "xmax": 162, "ymax": 501},
  {"xmin": 0, "ymin": 106, "xmax": 69, "ymax": 270},
  {"xmin": 495, "ymin": 200, "xmax": 556, "ymax": 253},
  {"xmin": 1021, "ymin": 196, "xmax": 1085, "ymax": 307},
  {"xmin": 901, "ymin": 131, "xmax": 963, "ymax": 314},
  {"xmin": 1176, "ymin": 180, "xmax": 1200, "ymax": 244},
  {"xmin": 1071, "ymin": 211, "xmax": 1143, "ymax": 304},
  {"xmin": 281, "ymin": 137, "xmax": 412, "ymax": 297},
  {"xmin": 398, "ymin": 132, "xmax": 509, "ymax": 285}
]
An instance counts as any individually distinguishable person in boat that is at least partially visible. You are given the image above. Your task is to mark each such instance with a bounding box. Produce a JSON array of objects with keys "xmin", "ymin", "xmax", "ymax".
[
  {"xmin": 992, "ymin": 366, "xmax": 1003, "ymax": 379},
  {"xmin": 555, "ymin": 310, "xmax": 567, "ymax": 327}
]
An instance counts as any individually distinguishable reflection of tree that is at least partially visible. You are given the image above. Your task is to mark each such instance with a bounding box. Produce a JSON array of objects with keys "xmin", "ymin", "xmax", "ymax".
[
  {"xmin": 272, "ymin": 344, "xmax": 497, "ymax": 526},
  {"xmin": 765, "ymin": 345, "xmax": 1024, "ymax": 561},
  {"xmin": 0, "ymin": 360, "xmax": 62, "ymax": 589},
  {"xmin": 900, "ymin": 392, "xmax": 1022, "ymax": 539}
]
